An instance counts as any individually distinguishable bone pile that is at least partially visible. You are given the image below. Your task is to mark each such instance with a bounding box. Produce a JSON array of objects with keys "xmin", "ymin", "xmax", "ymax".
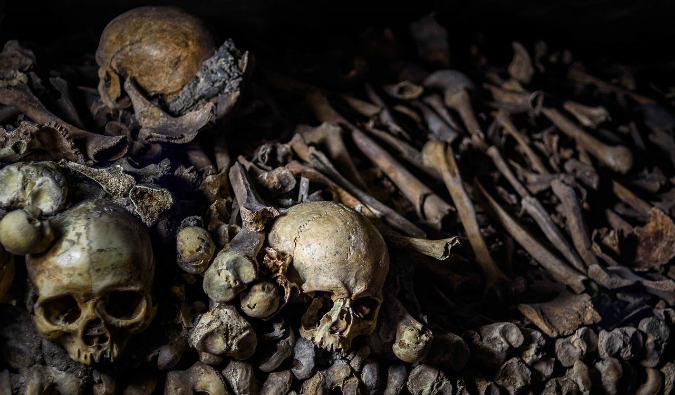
[{"xmin": 0, "ymin": 6, "xmax": 674, "ymax": 395}]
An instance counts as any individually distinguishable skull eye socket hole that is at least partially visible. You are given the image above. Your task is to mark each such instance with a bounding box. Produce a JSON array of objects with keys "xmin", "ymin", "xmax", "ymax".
[
  {"xmin": 41, "ymin": 295, "xmax": 81, "ymax": 326},
  {"xmin": 353, "ymin": 297, "xmax": 378, "ymax": 320},
  {"xmin": 104, "ymin": 291, "xmax": 144, "ymax": 320}
]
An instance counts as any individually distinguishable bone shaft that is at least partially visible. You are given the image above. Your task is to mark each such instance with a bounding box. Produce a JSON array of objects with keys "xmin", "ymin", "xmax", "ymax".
[
  {"xmin": 304, "ymin": 90, "xmax": 370, "ymax": 192},
  {"xmin": 497, "ymin": 111, "xmax": 550, "ymax": 175},
  {"xmin": 363, "ymin": 125, "xmax": 442, "ymax": 180},
  {"xmin": 542, "ymin": 107, "xmax": 633, "ymax": 174},
  {"xmin": 352, "ymin": 128, "xmax": 452, "ymax": 227},
  {"xmin": 487, "ymin": 146, "xmax": 586, "ymax": 272},
  {"xmin": 423, "ymin": 141, "xmax": 508, "ymax": 289},
  {"xmin": 611, "ymin": 180, "xmax": 652, "ymax": 217},
  {"xmin": 383, "ymin": 233, "xmax": 459, "ymax": 260},
  {"xmin": 290, "ymin": 135, "xmax": 426, "ymax": 238},
  {"xmin": 475, "ymin": 181, "xmax": 586, "ymax": 293},
  {"xmin": 229, "ymin": 227, "xmax": 265, "ymax": 257},
  {"xmin": 551, "ymin": 180, "xmax": 599, "ymax": 268}
]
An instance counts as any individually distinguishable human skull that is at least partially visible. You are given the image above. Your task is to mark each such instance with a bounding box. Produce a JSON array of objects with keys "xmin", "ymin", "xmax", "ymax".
[
  {"xmin": 267, "ymin": 201, "xmax": 389, "ymax": 353},
  {"xmin": 96, "ymin": 6, "xmax": 216, "ymax": 107},
  {"xmin": 26, "ymin": 200, "xmax": 156, "ymax": 365}
]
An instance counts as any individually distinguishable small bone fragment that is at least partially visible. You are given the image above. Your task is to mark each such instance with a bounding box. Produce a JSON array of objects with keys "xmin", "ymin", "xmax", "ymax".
[
  {"xmin": 383, "ymin": 81, "xmax": 424, "ymax": 100},
  {"xmin": 189, "ymin": 304, "xmax": 257, "ymax": 360},
  {"xmin": 496, "ymin": 110, "xmax": 549, "ymax": 175},
  {"xmin": 125, "ymin": 78, "xmax": 214, "ymax": 144},
  {"xmin": 542, "ymin": 107, "xmax": 633, "ymax": 174},
  {"xmin": 0, "ymin": 208, "xmax": 53, "ymax": 255},
  {"xmin": 0, "ymin": 245, "xmax": 14, "ymax": 302},
  {"xmin": 362, "ymin": 124, "xmax": 442, "ymax": 180},
  {"xmin": 64, "ymin": 162, "xmax": 136, "ymax": 197},
  {"xmin": 518, "ymin": 292, "xmax": 600, "ymax": 338},
  {"xmin": 595, "ymin": 358, "xmax": 623, "ymax": 395},
  {"xmin": 0, "ymin": 161, "xmax": 67, "ymax": 215},
  {"xmin": 484, "ymin": 84, "xmax": 543, "ymax": 114},
  {"xmin": 129, "ymin": 184, "xmax": 174, "ymax": 226},
  {"xmin": 473, "ymin": 377, "xmax": 501, "ymax": 395},
  {"xmin": 542, "ymin": 376, "xmax": 580, "ymax": 395},
  {"xmin": 229, "ymin": 162, "xmax": 279, "ymax": 231},
  {"xmin": 476, "ymin": 181, "xmax": 587, "ymax": 293},
  {"xmin": 382, "ymin": 231, "xmax": 458, "ymax": 260},
  {"xmin": 364, "ymin": 83, "xmax": 411, "ymax": 141},
  {"xmin": 290, "ymin": 134, "xmax": 425, "ymax": 237},
  {"xmin": 661, "ymin": 362, "xmax": 674, "ymax": 395},
  {"xmin": 285, "ymin": 160, "xmax": 373, "ymax": 215},
  {"xmin": 260, "ymin": 371, "xmax": 293, "ymax": 395},
  {"xmin": 222, "ymin": 360, "xmax": 260, "ymax": 395},
  {"xmin": 598, "ymin": 327, "xmax": 643, "ymax": 361},
  {"xmin": 296, "ymin": 121, "xmax": 369, "ymax": 192},
  {"xmin": 302, "ymin": 361, "xmax": 361, "ymax": 395},
  {"xmin": 407, "ymin": 365, "xmax": 453, "ymax": 395},
  {"xmin": 23, "ymin": 364, "xmax": 87, "ymax": 395},
  {"xmin": 633, "ymin": 208, "xmax": 675, "ymax": 271},
  {"xmin": 611, "ymin": 180, "xmax": 652, "ymax": 217},
  {"xmin": 495, "ymin": 358, "xmax": 532, "ymax": 395},
  {"xmin": 0, "ymin": 84, "xmax": 127, "ymax": 161},
  {"xmin": 240, "ymin": 279, "xmax": 280, "ymax": 319},
  {"xmin": 352, "ymin": 128, "xmax": 453, "ymax": 229},
  {"xmin": 554, "ymin": 327, "xmax": 598, "ymax": 367},
  {"xmin": 508, "ymin": 42, "xmax": 534, "ymax": 84},
  {"xmin": 422, "ymin": 327, "xmax": 470, "ymax": 372},
  {"xmin": 203, "ymin": 228, "xmax": 262, "ymax": 303},
  {"xmin": 238, "ymin": 157, "xmax": 296, "ymax": 196},
  {"xmin": 638, "ymin": 317, "xmax": 670, "ymax": 368},
  {"xmin": 551, "ymin": 179, "xmax": 599, "ymax": 269},
  {"xmin": 177, "ymin": 226, "xmax": 216, "ymax": 274},
  {"xmin": 488, "ymin": 147, "xmax": 586, "ymax": 272},
  {"xmin": 466, "ymin": 322, "xmax": 524, "ymax": 369},
  {"xmin": 636, "ymin": 368, "xmax": 663, "ymax": 395},
  {"xmin": 567, "ymin": 64, "xmax": 655, "ymax": 105},
  {"xmin": 519, "ymin": 329, "xmax": 553, "ymax": 381},
  {"xmin": 257, "ymin": 320, "xmax": 295, "ymax": 372},
  {"xmin": 384, "ymin": 364, "xmax": 408, "ymax": 395},
  {"xmin": 164, "ymin": 361, "xmax": 230, "ymax": 395},
  {"xmin": 385, "ymin": 295, "xmax": 434, "ymax": 363},
  {"xmin": 566, "ymin": 360, "xmax": 592, "ymax": 394},
  {"xmin": 411, "ymin": 100, "xmax": 460, "ymax": 143},
  {"xmin": 291, "ymin": 337, "xmax": 317, "ymax": 380},
  {"xmin": 156, "ymin": 336, "xmax": 189, "ymax": 371},
  {"xmin": 361, "ymin": 359, "xmax": 381, "ymax": 394},
  {"xmin": 423, "ymin": 142, "xmax": 509, "ymax": 290},
  {"xmin": 563, "ymin": 101, "xmax": 611, "ymax": 128}
]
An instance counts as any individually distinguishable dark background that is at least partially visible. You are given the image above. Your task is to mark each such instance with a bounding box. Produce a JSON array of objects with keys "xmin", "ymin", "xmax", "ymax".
[{"xmin": 1, "ymin": 0, "xmax": 674, "ymax": 65}]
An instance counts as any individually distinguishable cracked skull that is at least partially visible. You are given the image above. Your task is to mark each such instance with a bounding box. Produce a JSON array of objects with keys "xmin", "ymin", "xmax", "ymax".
[
  {"xmin": 26, "ymin": 200, "xmax": 156, "ymax": 365},
  {"xmin": 268, "ymin": 201, "xmax": 389, "ymax": 353}
]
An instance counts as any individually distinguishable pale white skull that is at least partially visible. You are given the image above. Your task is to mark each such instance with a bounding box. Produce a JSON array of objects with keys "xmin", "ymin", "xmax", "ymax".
[
  {"xmin": 268, "ymin": 201, "xmax": 389, "ymax": 353},
  {"xmin": 26, "ymin": 200, "xmax": 156, "ymax": 365}
]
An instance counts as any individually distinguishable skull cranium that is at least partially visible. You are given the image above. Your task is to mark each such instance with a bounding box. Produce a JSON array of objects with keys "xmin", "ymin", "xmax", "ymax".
[
  {"xmin": 95, "ymin": 6, "xmax": 216, "ymax": 108},
  {"xmin": 268, "ymin": 201, "xmax": 389, "ymax": 353},
  {"xmin": 26, "ymin": 200, "xmax": 156, "ymax": 365}
]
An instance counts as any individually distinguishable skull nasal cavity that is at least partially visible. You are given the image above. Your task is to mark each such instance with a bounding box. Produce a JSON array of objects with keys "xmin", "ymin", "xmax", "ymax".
[
  {"xmin": 83, "ymin": 319, "xmax": 109, "ymax": 346},
  {"xmin": 331, "ymin": 309, "xmax": 351, "ymax": 333}
]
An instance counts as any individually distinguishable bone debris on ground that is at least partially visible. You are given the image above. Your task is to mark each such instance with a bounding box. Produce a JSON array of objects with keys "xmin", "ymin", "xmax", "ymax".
[
  {"xmin": 495, "ymin": 357, "xmax": 532, "ymax": 395},
  {"xmin": 554, "ymin": 327, "xmax": 598, "ymax": 367},
  {"xmin": 517, "ymin": 292, "xmax": 600, "ymax": 338}
]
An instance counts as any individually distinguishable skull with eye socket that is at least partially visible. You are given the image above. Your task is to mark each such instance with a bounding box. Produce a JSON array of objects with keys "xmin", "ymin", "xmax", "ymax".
[
  {"xmin": 26, "ymin": 200, "xmax": 156, "ymax": 365},
  {"xmin": 268, "ymin": 201, "xmax": 389, "ymax": 353}
]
